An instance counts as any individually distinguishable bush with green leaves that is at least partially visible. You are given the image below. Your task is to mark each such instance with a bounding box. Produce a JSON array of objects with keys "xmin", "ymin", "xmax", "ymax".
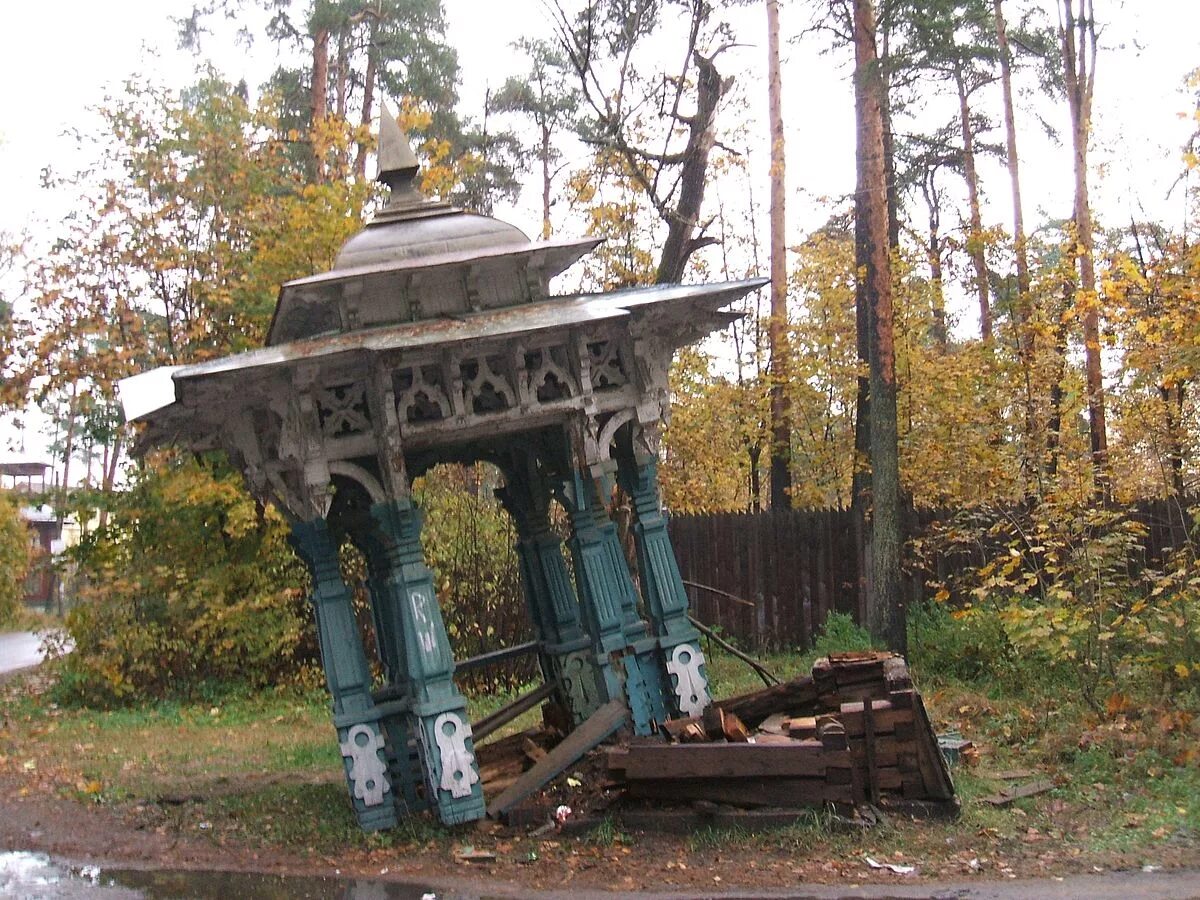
[
  {"xmin": 906, "ymin": 600, "xmax": 1030, "ymax": 689},
  {"xmin": 414, "ymin": 464, "xmax": 533, "ymax": 692},
  {"xmin": 921, "ymin": 496, "xmax": 1200, "ymax": 711},
  {"xmin": 53, "ymin": 457, "xmax": 315, "ymax": 705},
  {"xmin": 809, "ymin": 611, "xmax": 875, "ymax": 658},
  {"xmin": 0, "ymin": 491, "xmax": 32, "ymax": 626}
]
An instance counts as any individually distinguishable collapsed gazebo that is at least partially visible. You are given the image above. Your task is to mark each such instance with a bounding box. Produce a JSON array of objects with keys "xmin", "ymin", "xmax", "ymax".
[{"xmin": 120, "ymin": 106, "xmax": 764, "ymax": 831}]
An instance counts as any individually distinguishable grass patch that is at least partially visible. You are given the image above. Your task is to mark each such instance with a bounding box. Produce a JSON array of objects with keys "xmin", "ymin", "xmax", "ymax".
[
  {"xmin": 586, "ymin": 815, "xmax": 629, "ymax": 847},
  {"xmin": 2, "ymin": 627, "xmax": 1197, "ymax": 872}
]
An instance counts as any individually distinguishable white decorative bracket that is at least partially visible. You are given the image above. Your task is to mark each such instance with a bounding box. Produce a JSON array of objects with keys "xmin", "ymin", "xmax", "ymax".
[
  {"xmin": 433, "ymin": 712, "xmax": 479, "ymax": 799},
  {"xmin": 339, "ymin": 723, "xmax": 391, "ymax": 807},
  {"xmin": 665, "ymin": 643, "xmax": 709, "ymax": 718}
]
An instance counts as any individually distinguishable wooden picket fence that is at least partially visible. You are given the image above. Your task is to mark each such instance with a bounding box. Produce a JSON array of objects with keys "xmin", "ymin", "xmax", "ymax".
[
  {"xmin": 668, "ymin": 508, "xmax": 863, "ymax": 651},
  {"xmin": 667, "ymin": 497, "xmax": 1195, "ymax": 651}
]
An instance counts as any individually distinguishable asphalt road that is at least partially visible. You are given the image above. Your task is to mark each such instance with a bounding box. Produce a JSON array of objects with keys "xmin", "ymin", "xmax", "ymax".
[{"xmin": 0, "ymin": 632, "xmax": 44, "ymax": 675}]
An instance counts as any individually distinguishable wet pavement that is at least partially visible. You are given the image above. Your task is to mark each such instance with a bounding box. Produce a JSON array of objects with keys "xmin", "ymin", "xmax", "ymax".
[
  {"xmin": 0, "ymin": 632, "xmax": 45, "ymax": 675},
  {"xmin": 0, "ymin": 852, "xmax": 461, "ymax": 899},
  {"xmin": 4, "ymin": 852, "xmax": 1200, "ymax": 899}
]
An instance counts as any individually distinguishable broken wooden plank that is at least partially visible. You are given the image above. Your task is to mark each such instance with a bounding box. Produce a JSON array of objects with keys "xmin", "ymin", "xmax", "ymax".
[
  {"xmin": 981, "ymin": 778, "xmax": 1055, "ymax": 806},
  {"xmin": 911, "ymin": 694, "xmax": 956, "ymax": 801},
  {"xmin": 616, "ymin": 741, "xmax": 843, "ymax": 780},
  {"xmin": 626, "ymin": 777, "xmax": 856, "ymax": 807},
  {"xmin": 786, "ymin": 716, "xmax": 818, "ymax": 739},
  {"xmin": 828, "ymin": 650, "xmax": 896, "ymax": 664},
  {"xmin": 817, "ymin": 715, "xmax": 848, "ymax": 750},
  {"xmin": 721, "ymin": 711, "xmax": 751, "ymax": 743},
  {"xmin": 701, "ymin": 704, "xmax": 725, "ymax": 740},
  {"xmin": 522, "ymin": 737, "xmax": 547, "ymax": 764},
  {"xmin": 487, "ymin": 699, "xmax": 627, "ymax": 819},
  {"xmin": 714, "ymin": 675, "xmax": 819, "ymax": 728},
  {"xmin": 758, "ymin": 712, "xmax": 789, "ymax": 736},
  {"xmin": 471, "ymin": 681, "xmax": 557, "ymax": 745},
  {"xmin": 839, "ymin": 699, "xmax": 914, "ymax": 736},
  {"xmin": 661, "ymin": 716, "xmax": 704, "ymax": 742},
  {"xmin": 751, "ymin": 732, "xmax": 803, "ymax": 745},
  {"xmin": 863, "ymin": 692, "xmax": 881, "ymax": 805}
]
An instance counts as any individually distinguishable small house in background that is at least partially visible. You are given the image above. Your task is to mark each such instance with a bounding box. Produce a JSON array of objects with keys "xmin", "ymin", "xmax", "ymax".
[{"xmin": 0, "ymin": 459, "xmax": 60, "ymax": 609}]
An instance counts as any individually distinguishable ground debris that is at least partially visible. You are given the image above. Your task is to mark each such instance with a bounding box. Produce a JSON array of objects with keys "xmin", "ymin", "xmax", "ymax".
[
  {"xmin": 981, "ymin": 778, "xmax": 1057, "ymax": 806},
  {"xmin": 609, "ymin": 653, "xmax": 959, "ymax": 820}
]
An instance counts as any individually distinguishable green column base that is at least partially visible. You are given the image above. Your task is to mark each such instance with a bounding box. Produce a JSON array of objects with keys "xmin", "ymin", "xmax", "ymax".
[
  {"xmin": 290, "ymin": 518, "xmax": 399, "ymax": 833},
  {"xmin": 367, "ymin": 499, "xmax": 485, "ymax": 827}
]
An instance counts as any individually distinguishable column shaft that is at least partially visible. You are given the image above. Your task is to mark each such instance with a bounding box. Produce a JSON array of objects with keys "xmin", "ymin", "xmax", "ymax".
[
  {"xmin": 290, "ymin": 518, "xmax": 398, "ymax": 832},
  {"xmin": 368, "ymin": 499, "xmax": 485, "ymax": 826},
  {"xmin": 617, "ymin": 456, "xmax": 712, "ymax": 719}
]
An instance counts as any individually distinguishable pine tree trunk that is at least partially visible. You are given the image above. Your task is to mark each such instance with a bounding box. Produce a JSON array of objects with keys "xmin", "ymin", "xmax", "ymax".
[
  {"xmin": 335, "ymin": 28, "xmax": 348, "ymax": 118},
  {"xmin": 541, "ymin": 123, "xmax": 553, "ymax": 239},
  {"xmin": 954, "ymin": 61, "xmax": 990, "ymax": 341},
  {"xmin": 654, "ymin": 51, "xmax": 726, "ymax": 285},
  {"xmin": 1062, "ymin": 0, "xmax": 1108, "ymax": 495},
  {"xmin": 994, "ymin": 0, "xmax": 1038, "ymax": 490},
  {"xmin": 1161, "ymin": 382, "xmax": 1186, "ymax": 497},
  {"xmin": 766, "ymin": 0, "xmax": 791, "ymax": 509},
  {"xmin": 98, "ymin": 433, "xmax": 122, "ymax": 531},
  {"xmin": 355, "ymin": 20, "xmax": 378, "ymax": 179},
  {"xmin": 851, "ymin": 56, "xmax": 873, "ymax": 627},
  {"xmin": 53, "ymin": 383, "xmax": 79, "ymax": 615},
  {"xmin": 312, "ymin": 28, "xmax": 329, "ymax": 123},
  {"xmin": 854, "ymin": 0, "xmax": 905, "ymax": 653},
  {"xmin": 1045, "ymin": 278, "xmax": 1072, "ymax": 479},
  {"xmin": 921, "ymin": 172, "xmax": 947, "ymax": 349},
  {"xmin": 995, "ymin": 0, "xmax": 1031, "ymax": 306}
]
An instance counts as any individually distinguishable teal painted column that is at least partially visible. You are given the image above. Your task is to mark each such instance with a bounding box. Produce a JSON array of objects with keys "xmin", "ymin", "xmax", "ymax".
[
  {"xmin": 289, "ymin": 518, "xmax": 399, "ymax": 832},
  {"xmin": 617, "ymin": 455, "xmax": 712, "ymax": 719},
  {"xmin": 497, "ymin": 464, "xmax": 601, "ymax": 724},
  {"xmin": 353, "ymin": 527, "xmax": 430, "ymax": 817},
  {"xmin": 561, "ymin": 472, "xmax": 666, "ymax": 733},
  {"xmin": 368, "ymin": 498, "xmax": 485, "ymax": 826}
]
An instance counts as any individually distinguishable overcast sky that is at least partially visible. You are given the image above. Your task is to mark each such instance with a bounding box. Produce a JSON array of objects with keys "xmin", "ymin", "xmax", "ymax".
[
  {"xmin": 3, "ymin": 2, "xmax": 1196, "ymax": 239},
  {"xmin": 1, "ymin": 0, "xmax": 1198, "ymax": 461}
]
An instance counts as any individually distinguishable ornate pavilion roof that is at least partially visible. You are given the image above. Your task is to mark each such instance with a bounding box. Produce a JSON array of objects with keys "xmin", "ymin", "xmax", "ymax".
[{"xmin": 121, "ymin": 104, "xmax": 764, "ymax": 462}]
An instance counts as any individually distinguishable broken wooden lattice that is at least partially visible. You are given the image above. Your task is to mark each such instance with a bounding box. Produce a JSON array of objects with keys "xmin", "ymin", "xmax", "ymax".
[{"xmin": 607, "ymin": 651, "xmax": 958, "ymax": 821}]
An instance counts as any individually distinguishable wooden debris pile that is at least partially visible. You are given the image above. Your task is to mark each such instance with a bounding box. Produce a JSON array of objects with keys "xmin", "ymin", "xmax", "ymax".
[{"xmin": 607, "ymin": 652, "xmax": 957, "ymax": 818}]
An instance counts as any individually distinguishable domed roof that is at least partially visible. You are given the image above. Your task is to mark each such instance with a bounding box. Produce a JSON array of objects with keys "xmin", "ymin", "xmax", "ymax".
[
  {"xmin": 332, "ymin": 104, "xmax": 531, "ymax": 271},
  {"xmin": 333, "ymin": 209, "xmax": 530, "ymax": 271}
]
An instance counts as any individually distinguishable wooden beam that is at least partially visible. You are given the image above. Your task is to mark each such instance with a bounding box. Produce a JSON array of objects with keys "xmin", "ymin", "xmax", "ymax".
[
  {"xmin": 713, "ymin": 674, "xmax": 819, "ymax": 728},
  {"xmin": 486, "ymin": 699, "xmax": 627, "ymax": 819},
  {"xmin": 625, "ymin": 777, "xmax": 854, "ymax": 807},
  {"xmin": 613, "ymin": 742, "xmax": 845, "ymax": 780},
  {"xmin": 981, "ymin": 778, "xmax": 1055, "ymax": 806},
  {"xmin": 471, "ymin": 682, "xmax": 556, "ymax": 745}
]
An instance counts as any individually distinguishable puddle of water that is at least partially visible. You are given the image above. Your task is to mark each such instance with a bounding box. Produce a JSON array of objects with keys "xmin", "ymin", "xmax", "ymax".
[{"xmin": 0, "ymin": 851, "xmax": 482, "ymax": 899}]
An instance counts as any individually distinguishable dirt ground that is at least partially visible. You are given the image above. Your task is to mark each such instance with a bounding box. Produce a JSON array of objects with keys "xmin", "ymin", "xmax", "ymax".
[
  {"xmin": 3, "ymin": 651, "xmax": 1198, "ymax": 897},
  {"xmin": 4, "ymin": 763, "xmax": 1200, "ymax": 898}
]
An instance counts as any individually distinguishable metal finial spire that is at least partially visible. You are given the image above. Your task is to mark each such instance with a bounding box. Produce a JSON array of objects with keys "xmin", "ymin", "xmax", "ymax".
[
  {"xmin": 378, "ymin": 101, "xmax": 420, "ymax": 179},
  {"xmin": 377, "ymin": 102, "xmax": 425, "ymax": 207},
  {"xmin": 370, "ymin": 101, "xmax": 453, "ymax": 224}
]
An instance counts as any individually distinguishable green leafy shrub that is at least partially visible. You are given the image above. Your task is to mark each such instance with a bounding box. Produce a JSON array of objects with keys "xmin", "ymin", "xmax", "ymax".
[
  {"xmin": 0, "ymin": 491, "xmax": 32, "ymax": 626},
  {"xmin": 415, "ymin": 464, "xmax": 533, "ymax": 693},
  {"xmin": 922, "ymin": 496, "xmax": 1200, "ymax": 711},
  {"xmin": 52, "ymin": 457, "xmax": 315, "ymax": 705},
  {"xmin": 907, "ymin": 599, "xmax": 1030, "ymax": 689},
  {"xmin": 809, "ymin": 611, "xmax": 875, "ymax": 657}
]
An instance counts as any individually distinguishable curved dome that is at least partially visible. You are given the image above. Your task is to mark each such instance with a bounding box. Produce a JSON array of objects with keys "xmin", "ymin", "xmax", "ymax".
[{"xmin": 334, "ymin": 210, "xmax": 531, "ymax": 271}]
